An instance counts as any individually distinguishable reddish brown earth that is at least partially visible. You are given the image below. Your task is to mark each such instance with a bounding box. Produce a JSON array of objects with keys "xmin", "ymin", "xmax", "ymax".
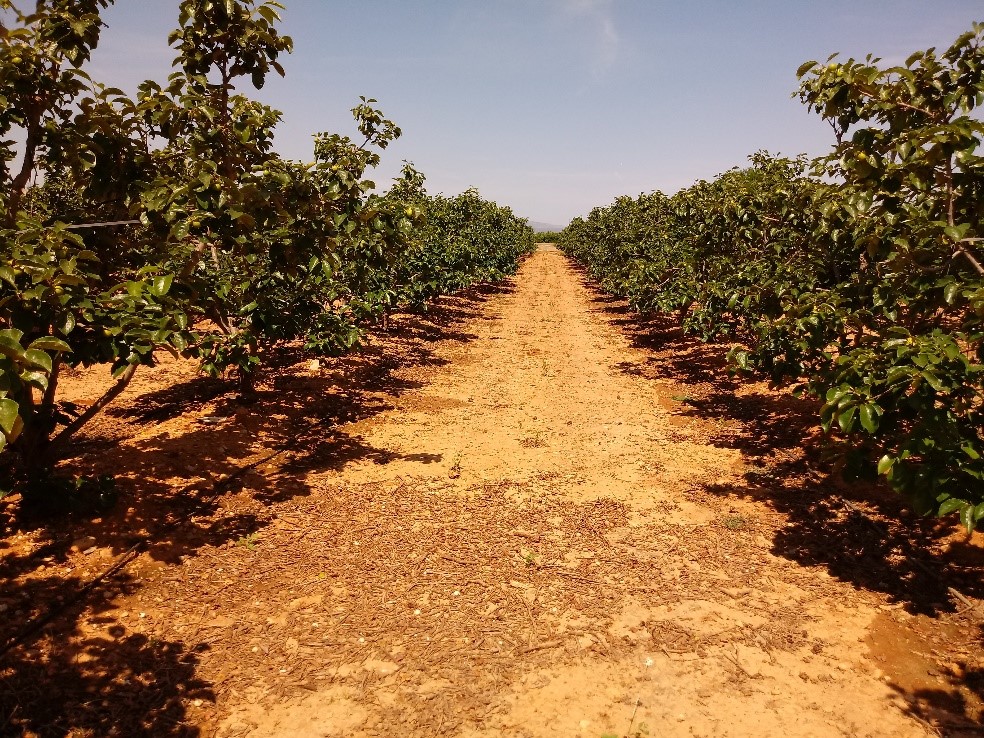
[{"xmin": 1, "ymin": 245, "xmax": 982, "ymax": 737}]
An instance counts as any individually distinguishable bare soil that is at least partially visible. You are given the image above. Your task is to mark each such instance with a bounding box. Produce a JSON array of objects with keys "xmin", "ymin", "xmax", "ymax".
[{"xmin": 1, "ymin": 245, "xmax": 983, "ymax": 737}]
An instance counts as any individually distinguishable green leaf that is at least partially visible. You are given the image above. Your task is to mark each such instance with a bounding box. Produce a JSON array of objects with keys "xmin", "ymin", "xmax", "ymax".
[
  {"xmin": 257, "ymin": 4, "xmax": 279, "ymax": 22},
  {"xmin": 921, "ymin": 370, "xmax": 944, "ymax": 391},
  {"xmin": 19, "ymin": 371, "xmax": 48, "ymax": 391},
  {"xmin": 859, "ymin": 404, "xmax": 879, "ymax": 433},
  {"xmin": 838, "ymin": 406, "xmax": 857, "ymax": 434},
  {"xmin": 24, "ymin": 349, "xmax": 52, "ymax": 374},
  {"xmin": 0, "ymin": 334, "xmax": 26, "ymax": 362},
  {"xmin": 170, "ymin": 333, "xmax": 188, "ymax": 351},
  {"xmin": 944, "ymin": 223, "xmax": 971, "ymax": 241},
  {"xmin": 938, "ymin": 497, "xmax": 964, "ymax": 516},
  {"xmin": 151, "ymin": 274, "xmax": 174, "ymax": 297},
  {"xmin": 0, "ymin": 398, "xmax": 19, "ymax": 436},
  {"xmin": 877, "ymin": 455, "xmax": 895, "ymax": 475},
  {"xmin": 974, "ymin": 502, "xmax": 984, "ymax": 522},
  {"xmin": 29, "ymin": 336, "xmax": 72, "ymax": 353},
  {"xmin": 796, "ymin": 60, "xmax": 819, "ymax": 77},
  {"xmin": 960, "ymin": 504, "xmax": 974, "ymax": 532}
]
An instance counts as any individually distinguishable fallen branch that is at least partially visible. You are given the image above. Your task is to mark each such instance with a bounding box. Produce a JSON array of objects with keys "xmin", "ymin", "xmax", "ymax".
[
  {"xmin": 723, "ymin": 644, "xmax": 757, "ymax": 678},
  {"xmin": 516, "ymin": 639, "xmax": 563, "ymax": 655},
  {"xmin": 948, "ymin": 586, "xmax": 979, "ymax": 614}
]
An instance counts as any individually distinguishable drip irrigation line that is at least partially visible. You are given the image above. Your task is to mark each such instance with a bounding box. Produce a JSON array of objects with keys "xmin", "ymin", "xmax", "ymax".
[
  {"xmin": 0, "ymin": 541, "xmax": 146, "ymax": 659},
  {"xmin": 63, "ymin": 220, "xmax": 141, "ymax": 230},
  {"xmin": 0, "ymin": 433, "xmax": 299, "ymax": 662},
  {"xmin": 12, "ymin": 219, "xmax": 142, "ymax": 234}
]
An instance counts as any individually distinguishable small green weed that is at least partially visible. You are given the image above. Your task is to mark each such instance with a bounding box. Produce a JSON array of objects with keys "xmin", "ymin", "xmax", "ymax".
[
  {"xmin": 236, "ymin": 532, "xmax": 260, "ymax": 550},
  {"xmin": 721, "ymin": 514, "xmax": 750, "ymax": 530},
  {"xmin": 520, "ymin": 547, "xmax": 538, "ymax": 567}
]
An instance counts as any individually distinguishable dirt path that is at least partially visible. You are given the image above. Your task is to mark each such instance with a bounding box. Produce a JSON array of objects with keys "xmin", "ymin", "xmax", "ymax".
[
  {"xmin": 5, "ymin": 246, "xmax": 981, "ymax": 737},
  {"xmin": 327, "ymin": 243, "xmax": 736, "ymax": 515},
  {"xmin": 203, "ymin": 246, "xmax": 931, "ymax": 737}
]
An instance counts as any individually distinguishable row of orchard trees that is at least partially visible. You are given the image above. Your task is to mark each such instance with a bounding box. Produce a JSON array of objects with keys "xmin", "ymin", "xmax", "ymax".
[
  {"xmin": 0, "ymin": 0, "xmax": 533, "ymax": 497},
  {"xmin": 561, "ymin": 25, "xmax": 984, "ymax": 530}
]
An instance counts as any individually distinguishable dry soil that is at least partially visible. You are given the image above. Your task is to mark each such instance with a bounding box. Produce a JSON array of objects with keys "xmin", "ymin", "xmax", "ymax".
[{"xmin": 1, "ymin": 245, "xmax": 982, "ymax": 738}]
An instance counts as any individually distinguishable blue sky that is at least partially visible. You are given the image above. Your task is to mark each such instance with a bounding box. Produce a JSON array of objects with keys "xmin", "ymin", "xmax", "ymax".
[{"xmin": 86, "ymin": 1, "xmax": 982, "ymax": 226}]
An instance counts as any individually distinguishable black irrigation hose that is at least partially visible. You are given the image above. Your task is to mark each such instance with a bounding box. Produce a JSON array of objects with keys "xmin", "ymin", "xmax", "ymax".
[
  {"xmin": 0, "ymin": 443, "xmax": 294, "ymax": 662},
  {"xmin": 0, "ymin": 540, "xmax": 146, "ymax": 660},
  {"xmin": 63, "ymin": 220, "xmax": 142, "ymax": 230}
]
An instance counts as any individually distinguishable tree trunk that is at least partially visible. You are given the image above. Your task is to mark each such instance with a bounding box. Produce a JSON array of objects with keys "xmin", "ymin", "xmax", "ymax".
[
  {"xmin": 47, "ymin": 363, "xmax": 138, "ymax": 458},
  {"xmin": 677, "ymin": 301, "xmax": 693, "ymax": 327},
  {"xmin": 237, "ymin": 364, "xmax": 258, "ymax": 401}
]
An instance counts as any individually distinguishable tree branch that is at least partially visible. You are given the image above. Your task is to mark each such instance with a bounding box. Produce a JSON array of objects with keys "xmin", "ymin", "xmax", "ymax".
[
  {"xmin": 7, "ymin": 116, "xmax": 40, "ymax": 225},
  {"xmin": 954, "ymin": 246, "xmax": 984, "ymax": 276},
  {"xmin": 41, "ymin": 355, "xmax": 61, "ymax": 410},
  {"xmin": 49, "ymin": 363, "xmax": 138, "ymax": 452}
]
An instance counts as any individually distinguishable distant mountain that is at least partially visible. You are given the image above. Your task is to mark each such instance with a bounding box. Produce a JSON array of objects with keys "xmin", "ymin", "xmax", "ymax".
[{"xmin": 529, "ymin": 221, "xmax": 564, "ymax": 233}]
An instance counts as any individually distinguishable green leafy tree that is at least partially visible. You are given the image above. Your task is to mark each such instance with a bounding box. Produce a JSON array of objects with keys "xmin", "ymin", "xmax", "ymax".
[
  {"xmin": 0, "ymin": 0, "xmax": 540, "ymax": 510},
  {"xmin": 560, "ymin": 24, "xmax": 984, "ymax": 530},
  {"xmin": 779, "ymin": 26, "xmax": 984, "ymax": 525},
  {"xmin": 140, "ymin": 3, "xmax": 422, "ymax": 392},
  {"xmin": 136, "ymin": 0, "xmax": 296, "ymax": 394},
  {"xmin": 383, "ymin": 166, "xmax": 535, "ymax": 307},
  {"xmin": 0, "ymin": 1, "xmax": 190, "ymax": 495}
]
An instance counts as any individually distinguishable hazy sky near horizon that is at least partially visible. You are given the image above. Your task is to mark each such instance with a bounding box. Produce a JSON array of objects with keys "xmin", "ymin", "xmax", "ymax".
[{"xmin": 86, "ymin": 1, "xmax": 982, "ymax": 225}]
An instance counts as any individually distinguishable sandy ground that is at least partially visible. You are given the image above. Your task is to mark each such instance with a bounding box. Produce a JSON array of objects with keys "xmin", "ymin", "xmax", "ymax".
[{"xmin": 1, "ymin": 245, "xmax": 982, "ymax": 737}]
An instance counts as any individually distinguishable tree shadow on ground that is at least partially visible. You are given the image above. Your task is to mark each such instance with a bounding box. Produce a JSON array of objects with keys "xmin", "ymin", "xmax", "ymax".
[
  {"xmin": 0, "ymin": 569, "xmax": 208, "ymax": 737},
  {"xmin": 893, "ymin": 677, "xmax": 984, "ymax": 736},
  {"xmin": 582, "ymin": 283, "xmax": 982, "ymax": 612},
  {"xmin": 573, "ymin": 270, "xmax": 984, "ymax": 732},
  {"xmin": 32, "ymin": 281, "xmax": 509, "ymax": 554},
  {"xmin": 105, "ymin": 375, "xmax": 230, "ymax": 424},
  {"xmin": 585, "ymin": 285, "xmax": 818, "ymax": 455},
  {"xmin": 707, "ymin": 464, "xmax": 984, "ymax": 615},
  {"xmin": 0, "ymin": 280, "xmax": 514, "ymax": 736},
  {"xmin": 865, "ymin": 609, "xmax": 984, "ymax": 732}
]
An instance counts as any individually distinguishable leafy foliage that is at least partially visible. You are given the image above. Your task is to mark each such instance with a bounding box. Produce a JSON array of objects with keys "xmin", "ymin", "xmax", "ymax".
[
  {"xmin": 386, "ymin": 166, "xmax": 534, "ymax": 307},
  {"xmin": 561, "ymin": 24, "xmax": 984, "ymax": 530},
  {"xmin": 0, "ymin": 0, "xmax": 532, "ymax": 503},
  {"xmin": 0, "ymin": 0, "xmax": 192, "ymax": 493}
]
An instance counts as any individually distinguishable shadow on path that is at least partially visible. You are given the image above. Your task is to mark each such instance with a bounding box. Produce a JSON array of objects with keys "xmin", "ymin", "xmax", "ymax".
[
  {"xmin": 578, "ymin": 279, "xmax": 981, "ymax": 611},
  {"xmin": 0, "ymin": 280, "xmax": 515, "ymax": 737},
  {"xmin": 572, "ymin": 264, "xmax": 984, "ymax": 731}
]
